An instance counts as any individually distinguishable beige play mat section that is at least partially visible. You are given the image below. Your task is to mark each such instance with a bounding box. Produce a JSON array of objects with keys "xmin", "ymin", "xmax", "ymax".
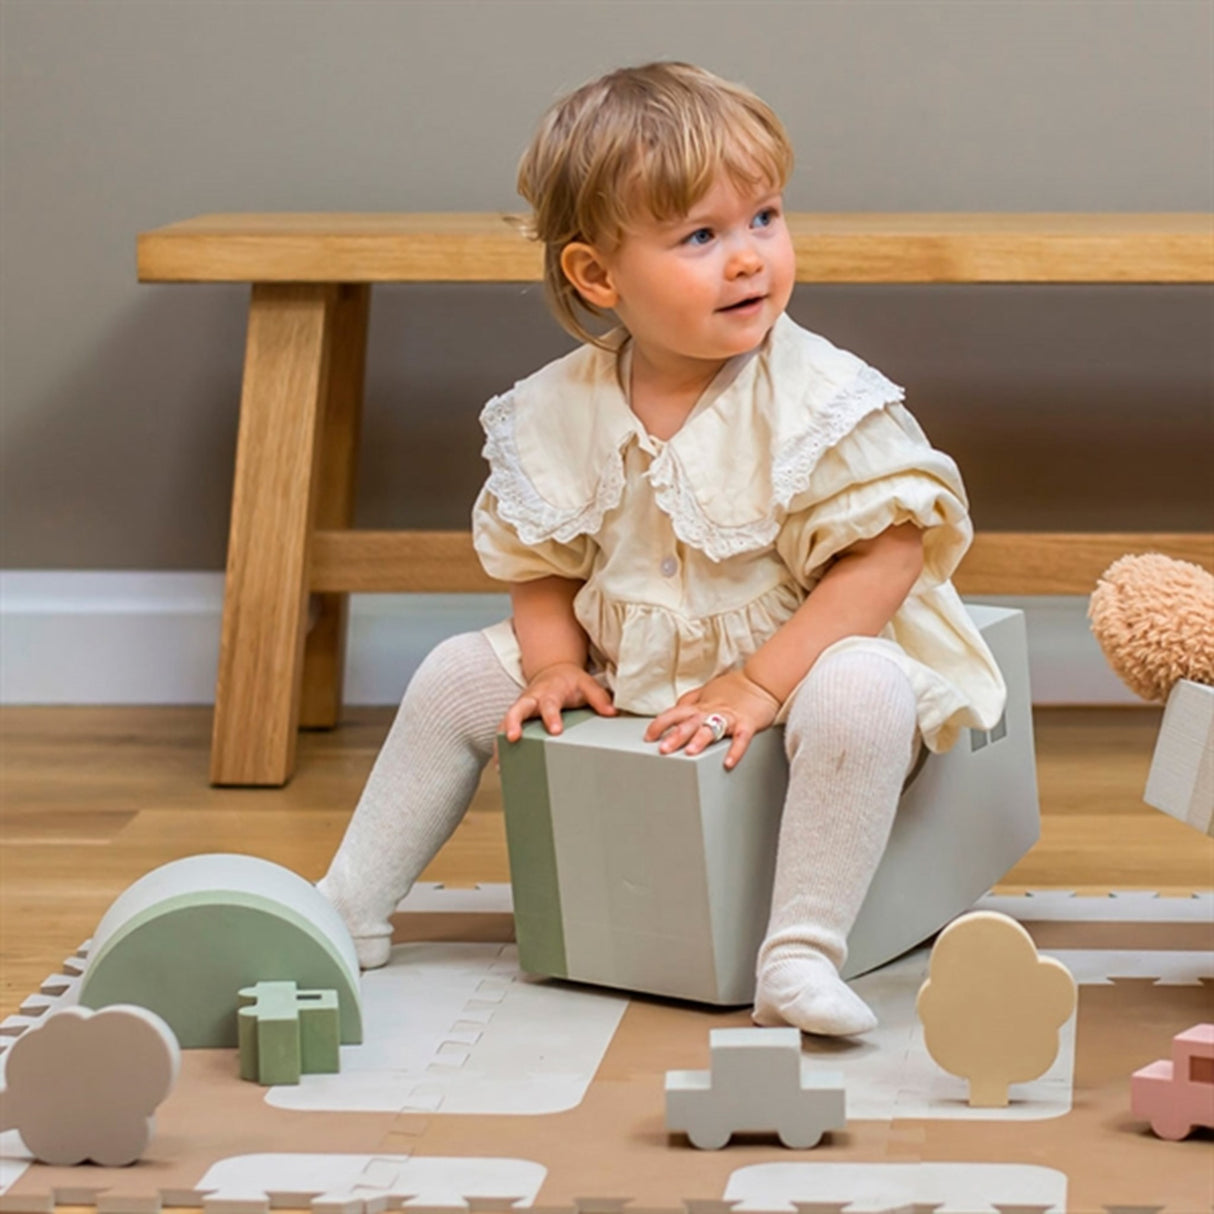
[{"xmin": 1, "ymin": 886, "xmax": 1210, "ymax": 1212}]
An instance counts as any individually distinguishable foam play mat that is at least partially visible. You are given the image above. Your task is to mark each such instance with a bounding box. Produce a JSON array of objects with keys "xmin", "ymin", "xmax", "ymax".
[{"xmin": 0, "ymin": 886, "xmax": 1210, "ymax": 1212}]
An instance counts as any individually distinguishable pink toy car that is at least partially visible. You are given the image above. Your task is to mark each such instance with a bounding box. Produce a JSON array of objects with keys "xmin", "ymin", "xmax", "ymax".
[{"xmin": 1131, "ymin": 1023, "xmax": 1214, "ymax": 1141}]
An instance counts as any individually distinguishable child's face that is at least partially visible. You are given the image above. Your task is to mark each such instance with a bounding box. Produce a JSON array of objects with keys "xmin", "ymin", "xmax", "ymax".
[{"xmin": 569, "ymin": 173, "xmax": 796, "ymax": 379}]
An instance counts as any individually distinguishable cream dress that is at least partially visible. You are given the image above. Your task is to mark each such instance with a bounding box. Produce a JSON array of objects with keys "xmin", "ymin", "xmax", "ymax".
[{"xmin": 471, "ymin": 313, "xmax": 1005, "ymax": 754}]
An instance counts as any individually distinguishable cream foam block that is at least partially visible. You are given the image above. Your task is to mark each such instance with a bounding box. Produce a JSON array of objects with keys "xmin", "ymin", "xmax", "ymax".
[{"xmin": 1144, "ymin": 679, "xmax": 1214, "ymax": 836}]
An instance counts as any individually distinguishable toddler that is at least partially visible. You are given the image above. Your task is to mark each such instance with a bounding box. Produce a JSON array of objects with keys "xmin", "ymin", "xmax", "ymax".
[{"xmin": 319, "ymin": 61, "xmax": 1006, "ymax": 1036}]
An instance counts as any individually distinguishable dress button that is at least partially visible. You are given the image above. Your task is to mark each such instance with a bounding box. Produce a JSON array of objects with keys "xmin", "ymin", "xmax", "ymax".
[{"xmin": 660, "ymin": 556, "xmax": 678, "ymax": 577}]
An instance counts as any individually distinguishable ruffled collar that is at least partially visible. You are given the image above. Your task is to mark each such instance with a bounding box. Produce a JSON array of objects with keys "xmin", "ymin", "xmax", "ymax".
[{"xmin": 479, "ymin": 313, "xmax": 904, "ymax": 561}]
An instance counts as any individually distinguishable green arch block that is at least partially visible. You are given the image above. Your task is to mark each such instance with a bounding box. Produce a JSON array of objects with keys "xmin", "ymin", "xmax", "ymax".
[{"xmin": 77, "ymin": 855, "xmax": 362, "ymax": 1049}]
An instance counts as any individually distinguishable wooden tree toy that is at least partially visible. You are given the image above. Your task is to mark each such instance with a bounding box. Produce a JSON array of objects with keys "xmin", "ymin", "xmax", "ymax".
[{"xmin": 916, "ymin": 910, "xmax": 1077, "ymax": 1107}]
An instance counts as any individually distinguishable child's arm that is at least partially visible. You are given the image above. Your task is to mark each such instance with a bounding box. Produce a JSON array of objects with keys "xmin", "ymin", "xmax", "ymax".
[
  {"xmin": 511, "ymin": 576, "xmax": 589, "ymax": 676},
  {"xmin": 745, "ymin": 521, "xmax": 924, "ymax": 703},
  {"xmin": 646, "ymin": 522, "xmax": 925, "ymax": 768},
  {"xmin": 499, "ymin": 576, "xmax": 616, "ymax": 742}
]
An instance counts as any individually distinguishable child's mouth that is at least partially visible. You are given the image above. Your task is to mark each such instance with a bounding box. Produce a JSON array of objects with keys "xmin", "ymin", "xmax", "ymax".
[{"xmin": 719, "ymin": 295, "xmax": 765, "ymax": 313}]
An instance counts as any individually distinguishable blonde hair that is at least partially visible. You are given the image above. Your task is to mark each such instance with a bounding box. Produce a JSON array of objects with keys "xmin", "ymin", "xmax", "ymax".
[{"xmin": 517, "ymin": 62, "xmax": 794, "ymax": 347}]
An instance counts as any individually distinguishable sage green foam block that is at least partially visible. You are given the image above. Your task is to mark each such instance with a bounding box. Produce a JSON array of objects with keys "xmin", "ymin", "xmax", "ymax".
[
  {"xmin": 237, "ymin": 981, "xmax": 340, "ymax": 1085},
  {"xmin": 78, "ymin": 854, "xmax": 363, "ymax": 1048},
  {"xmin": 497, "ymin": 604, "xmax": 1040, "ymax": 1006},
  {"xmin": 500, "ymin": 714, "xmax": 787, "ymax": 1006},
  {"xmin": 497, "ymin": 710, "xmax": 595, "ymax": 979}
]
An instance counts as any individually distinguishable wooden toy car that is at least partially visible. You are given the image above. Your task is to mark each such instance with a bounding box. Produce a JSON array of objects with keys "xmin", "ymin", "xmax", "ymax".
[
  {"xmin": 1131, "ymin": 1023, "xmax": 1214, "ymax": 1140},
  {"xmin": 665, "ymin": 1027, "xmax": 845, "ymax": 1150}
]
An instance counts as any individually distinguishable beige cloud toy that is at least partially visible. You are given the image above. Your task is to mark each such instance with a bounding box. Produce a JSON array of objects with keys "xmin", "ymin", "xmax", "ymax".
[{"xmin": 0, "ymin": 1003, "xmax": 180, "ymax": 1166}]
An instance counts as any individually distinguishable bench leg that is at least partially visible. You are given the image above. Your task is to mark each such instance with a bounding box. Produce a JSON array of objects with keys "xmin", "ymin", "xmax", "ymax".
[
  {"xmin": 211, "ymin": 284, "xmax": 337, "ymax": 786},
  {"xmin": 300, "ymin": 285, "xmax": 370, "ymax": 730}
]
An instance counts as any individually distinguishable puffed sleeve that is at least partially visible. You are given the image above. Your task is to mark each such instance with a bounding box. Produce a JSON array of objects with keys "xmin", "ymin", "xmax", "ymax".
[
  {"xmin": 471, "ymin": 486, "xmax": 597, "ymax": 583},
  {"xmin": 776, "ymin": 402, "xmax": 972, "ymax": 591}
]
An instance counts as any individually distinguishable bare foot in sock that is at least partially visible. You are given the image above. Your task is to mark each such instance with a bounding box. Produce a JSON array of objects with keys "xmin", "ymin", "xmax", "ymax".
[
  {"xmin": 753, "ymin": 952, "xmax": 878, "ymax": 1036},
  {"xmin": 317, "ymin": 876, "xmax": 392, "ymax": 970}
]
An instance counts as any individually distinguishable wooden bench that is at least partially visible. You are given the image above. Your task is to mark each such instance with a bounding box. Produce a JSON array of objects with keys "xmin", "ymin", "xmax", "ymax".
[{"xmin": 137, "ymin": 214, "xmax": 1214, "ymax": 786}]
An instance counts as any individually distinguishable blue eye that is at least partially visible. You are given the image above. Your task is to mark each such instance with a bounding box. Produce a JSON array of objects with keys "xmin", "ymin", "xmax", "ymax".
[
  {"xmin": 685, "ymin": 228, "xmax": 713, "ymax": 246},
  {"xmin": 753, "ymin": 208, "xmax": 776, "ymax": 229}
]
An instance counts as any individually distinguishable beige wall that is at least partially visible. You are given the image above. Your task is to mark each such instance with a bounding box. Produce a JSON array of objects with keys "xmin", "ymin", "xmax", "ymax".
[{"xmin": 1, "ymin": 0, "xmax": 1210, "ymax": 570}]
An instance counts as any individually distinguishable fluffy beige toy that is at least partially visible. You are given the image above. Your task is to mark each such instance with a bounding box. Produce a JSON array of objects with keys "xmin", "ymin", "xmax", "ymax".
[{"xmin": 1088, "ymin": 553, "xmax": 1214, "ymax": 703}]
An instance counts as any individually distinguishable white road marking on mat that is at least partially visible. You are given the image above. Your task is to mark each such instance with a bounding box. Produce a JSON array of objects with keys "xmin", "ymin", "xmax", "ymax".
[
  {"xmin": 724, "ymin": 1161, "xmax": 1066, "ymax": 1211},
  {"xmin": 263, "ymin": 942, "xmax": 627, "ymax": 1115}
]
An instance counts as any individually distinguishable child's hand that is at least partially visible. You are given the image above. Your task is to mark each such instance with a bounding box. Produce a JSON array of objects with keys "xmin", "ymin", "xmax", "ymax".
[
  {"xmin": 644, "ymin": 670, "xmax": 781, "ymax": 770},
  {"xmin": 498, "ymin": 662, "xmax": 616, "ymax": 745}
]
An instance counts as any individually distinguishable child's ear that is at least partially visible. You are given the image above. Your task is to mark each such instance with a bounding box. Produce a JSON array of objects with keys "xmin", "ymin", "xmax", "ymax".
[{"xmin": 560, "ymin": 242, "xmax": 618, "ymax": 309}]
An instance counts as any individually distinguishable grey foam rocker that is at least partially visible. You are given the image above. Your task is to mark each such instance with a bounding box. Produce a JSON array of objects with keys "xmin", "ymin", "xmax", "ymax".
[{"xmin": 498, "ymin": 603, "xmax": 1040, "ymax": 1006}]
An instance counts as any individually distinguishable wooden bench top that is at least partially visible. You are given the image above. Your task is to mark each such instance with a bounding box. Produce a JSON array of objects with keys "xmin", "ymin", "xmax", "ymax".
[{"xmin": 138, "ymin": 212, "xmax": 1213, "ymax": 284}]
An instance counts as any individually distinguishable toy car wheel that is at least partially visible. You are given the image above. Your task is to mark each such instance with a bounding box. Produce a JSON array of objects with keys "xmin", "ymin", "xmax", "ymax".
[
  {"xmin": 778, "ymin": 1126, "xmax": 823, "ymax": 1149},
  {"xmin": 1149, "ymin": 1114, "xmax": 1192, "ymax": 1141},
  {"xmin": 688, "ymin": 1122, "xmax": 731, "ymax": 1150}
]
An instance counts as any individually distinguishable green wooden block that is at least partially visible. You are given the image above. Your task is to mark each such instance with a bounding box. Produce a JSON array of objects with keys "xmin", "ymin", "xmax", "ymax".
[
  {"xmin": 237, "ymin": 981, "xmax": 340, "ymax": 1086},
  {"xmin": 297, "ymin": 987, "xmax": 341, "ymax": 1075}
]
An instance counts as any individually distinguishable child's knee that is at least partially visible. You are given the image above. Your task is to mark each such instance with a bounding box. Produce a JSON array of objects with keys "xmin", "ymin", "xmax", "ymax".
[
  {"xmin": 413, "ymin": 629, "xmax": 501, "ymax": 688},
  {"xmin": 406, "ymin": 633, "xmax": 465, "ymax": 698},
  {"xmin": 403, "ymin": 631, "xmax": 518, "ymax": 747},
  {"xmin": 784, "ymin": 649, "xmax": 916, "ymax": 762}
]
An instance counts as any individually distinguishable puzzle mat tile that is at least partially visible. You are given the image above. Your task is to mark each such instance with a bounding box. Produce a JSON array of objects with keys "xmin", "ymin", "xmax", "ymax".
[
  {"xmin": 198, "ymin": 1154, "xmax": 548, "ymax": 1207},
  {"xmin": 1, "ymin": 890, "xmax": 1210, "ymax": 1210}
]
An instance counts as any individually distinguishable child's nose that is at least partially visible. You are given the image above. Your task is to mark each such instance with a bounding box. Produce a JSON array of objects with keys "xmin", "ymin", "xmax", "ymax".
[{"xmin": 726, "ymin": 238, "xmax": 763, "ymax": 277}]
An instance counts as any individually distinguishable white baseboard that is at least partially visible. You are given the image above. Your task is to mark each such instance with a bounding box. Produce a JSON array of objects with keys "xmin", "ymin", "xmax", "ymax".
[{"xmin": 0, "ymin": 571, "xmax": 1137, "ymax": 706}]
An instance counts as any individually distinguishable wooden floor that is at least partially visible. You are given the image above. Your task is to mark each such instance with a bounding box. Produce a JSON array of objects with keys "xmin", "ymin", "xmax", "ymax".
[{"xmin": 1, "ymin": 704, "xmax": 1212, "ymax": 1020}]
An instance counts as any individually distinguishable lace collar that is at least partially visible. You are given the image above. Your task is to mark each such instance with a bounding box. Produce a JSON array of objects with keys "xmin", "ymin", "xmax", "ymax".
[{"xmin": 479, "ymin": 314, "xmax": 904, "ymax": 561}]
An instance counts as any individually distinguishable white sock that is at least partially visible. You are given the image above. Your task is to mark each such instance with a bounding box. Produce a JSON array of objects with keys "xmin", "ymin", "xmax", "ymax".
[
  {"xmin": 318, "ymin": 631, "xmax": 520, "ymax": 968},
  {"xmin": 754, "ymin": 649, "xmax": 919, "ymax": 1036}
]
